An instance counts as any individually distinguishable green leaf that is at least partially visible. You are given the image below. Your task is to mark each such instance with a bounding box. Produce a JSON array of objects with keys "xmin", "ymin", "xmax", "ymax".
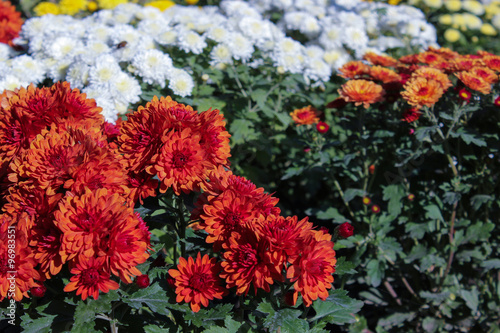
[
  {"xmin": 22, "ymin": 314, "xmax": 57, "ymax": 333},
  {"xmin": 310, "ymin": 289, "xmax": 363, "ymax": 325},
  {"xmin": 262, "ymin": 308, "xmax": 305, "ymax": 333},
  {"xmin": 144, "ymin": 325, "xmax": 172, "ymax": 333},
  {"xmin": 185, "ymin": 303, "xmax": 233, "ymax": 327},
  {"xmin": 424, "ymin": 205, "xmax": 444, "ymax": 222},
  {"xmin": 450, "ymin": 128, "xmax": 487, "ymax": 147},
  {"xmin": 123, "ymin": 282, "xmax": 170, "ymax": 316},
  {"xmin": 470, "ymin": 195, "xmax": 493, "ymax": 210},
  {"xmin": 366, "ymin": 259, "xmax": 384, "ymax": 287},
  {"xmin": 344, "ymin": 189, "xmax": 365, "ymax": 202},
  {"xmin": 460, "ymin": 288, "xmax": 479, "ymax": 313},
  {"xmin": 481, "ymin": 259, "xmax": 500, "ymax": 271},
  {"xmin": 314, "ymin": 207, "xmax": 349, "ymax": 222},
  {"xmin": 378, "ymin": 312, "xmax": 416, "ymax": 329},
  {"xmin": 281, "ymin": 166, "xmax": 305, "ymax": 180},
  {"xmin": 224, "ymin": 316, "xmax": 243, "ymax": 333},
  {"xmin": 382, "ymin": 184, "xmax": 406, "ymax": 217},
  {"xmin": 335, "ymin": 257, "xmax": 357, "ymax": 275}
]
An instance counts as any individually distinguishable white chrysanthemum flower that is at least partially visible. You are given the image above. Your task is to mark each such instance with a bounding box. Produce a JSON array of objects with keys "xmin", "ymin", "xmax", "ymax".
[
  {"xmin": 166, "ymin": 6, "xmax": 202, "ymax": 26},
  {"xmin": 323, "ymin": 48, "xmax": 351, "ymax": 69},
  {"xmin": 401, "ymin": 19, "xmax": 437, "ymax": 47},
  {"xmin": 239, "ymin": 17, "xmax": 274, "ymax": 45},
  {"xmin": 177, "ymin": 30, "xmax": 207, "ymax": 54},
  {"xmin": 9, "ymin": 55, "xmax": 46, "ymax": 84},
  {"xmin": 88, "ymin": 55, "xmax": 122, "ymax": 88},
  {"xmin": 337, "ymin": 11, "xmax": 365, "ymax": 29},
  {"xmin": 109, "ymin": 24, "xmax": 147, "ymax": 61},
  {"xmin": 168, "ymin": 69, "xmax": 194, "ymax": 97},
  {"xmin": 132, "ymin": 49, "xmax": 173, "ymax": 88},
  {"xmin": 318, "ymin": 25, "xmax": 344, "ymax": 50},
  {"xmin": 226, "ymin": 32, "xmax": 254, "ymax": 62},
  {"xmin": 221, "ymin": 0, "xmax": 261, "ymax": 18},
  {"xmin": 46, "ymin": 36, "xmax": 83, "ymax": 60},
  {"xmin": 109, "ymin": 71, "xmax": 141, "ymax": 104},
  {"xmin": 304, "ymin": 45, "xmax": 325, "ymax": 59},
  {"xmin": 79, "ymin": 40, "xmax": 111, "ymax": 63},
  {"xmin": 136, "ymin": 5, "xmax": 164, "ymax": 21},
  {"xmin": 0, "ymin": 75, "xmax": 30, "ymax": 92},
  {"xmin": 344, "ymin": 27, "xmax": 369, "ymax": 52},
  {"xmin": 210, "ymin": 44, "xmax": 234, "ymax": 66},
  {"xmin": 492, "ymin": 14, "xmax": 500, "ymax": 30},
  {"xmin": 66, "ymin": 63, "xmax": 90, "ymax": 89},
  {"xmin": 206, "ymin": 26, "xmax": 232, "ymax": 43},
  {"xmin": 304, "ymin": 57, "xmax": 331, "ymax": 82},
  {"xmin": 112, "ymin": 3, "xmax": 144, "ymax": 23},
  {"xmin": 156, "ymin": 30, "xmax": 178, "ymax": 46},
  {"xmin": 137, "ymin": 19, "xmax": 168, "ymax": 38},
  {"xmin": 92, "ymin": 9, "xmax": 114, "ymax": 24},
  {"xmin": 463, "ymin": 0, "xmax": 485, "ymax": 15},
  {"xmin": 46, "ymin": 58, "xmax": 72, "ymax": 82},
  {"xmin": 334, "ymin": 0, "xmax": 363, "ymax": 10},
  {"xmin": 274, "ymin": 37, "xmax": 303, "ymax": 55},
  {"xmin": 0, "ymin": 44, "xmax": 13, "ymax": 62},
  {"xmin": 463, "ymin": 13, "xmax": 483, "ymax": 29},
  {"xmin": 0, "ymin": 63, "xmax": 10, "ymax": 80},
  {"xmin": 84, "ymin": 23, "xmax": 112, "ymax": 43},
  {"xmin": 368, "ymin": 36, "xmax": 405, "ymax": 51}
]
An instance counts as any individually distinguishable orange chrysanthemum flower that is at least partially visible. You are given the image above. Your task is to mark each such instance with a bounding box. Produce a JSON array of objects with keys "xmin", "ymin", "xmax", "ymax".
[
  {"xmin": 469, "ymin": 67, "xmax": 498, "ymax": 84},
  {"xmin": 199, "ymin": 191, "xmax": 256, "ymax": 249},
  {"xmin": 417, "ymin": 51, "xmax": 445, "ymax": 66},
  {"xmin": 168, "ymin": 253, "xmax": 228, "ymax": 312},
  {"xmin": 254, "ymin": 215, "xmax": 313, "ymax": 267},
  {"xmin": 369, "ymin": 66, "xmax": 401, "ymax": 83},
  {"xmin": 483, "ymin": 55, "xmax": 500, "ymax": 72},
  {"xmin": 426, "ymin": 47, "xmax": 459, "ymax": 60},
  {"xmin": 155, "ymin": 128, "xmax": 211, "ymax": 195},
  {"xmin": 286, "ymin": 236, "xmax": 336, "ymax": 307},
  {"xmin": 127, "ymin": 170, "xmax": 158, "ymax": 205},
  {"xmin": 220, "ymin": 227, "xmax": 283, "ymax": 296},
  {"xmin": 64, "ymin": 256, "xmax": 119, "ymax": 301},
  {"xmin": 338, "ymin": 80, "xmax": 385, "ymax": 108},
  {"xmin": 338, "ymin": 61, "xmax": 371, "ymax": 79},
  {"xmin": 289, "ymin": 106, "xmax": 321, "ymax": 125},
  {"xmin": 401, "ymin": 78, "xmax": 445, "ymax": 108},
  {"xmin": 198, "ymin": 108, "xmax": 231, "ymax": 167},
  {"xmin": 30, "ymin": 217, "xmax": 65, "ymax": 278},
  {"xmin": 450, "ymin": 57, "xmax": 485, "ymax": 72},
  {"xmin": 55, "ymin": 188, "xmax": 131, "ymax": 261},
  {"xmin": 0, "ymin": 1, "xmax": 23, "ymax": 45},
  {"xmin": 411, "ymin": 67, "xmax": 452, "ymax": 91},
  {"xmin": 0, "ymin": 222, "xmax": 41, "ymax": 302},
  {"xmin": 363, "ymin": 52, "xmax": 398, "ymax": 67},
  {"xmin": 455, "ymin": 71, "xmax": 492, "ymax": 95}
]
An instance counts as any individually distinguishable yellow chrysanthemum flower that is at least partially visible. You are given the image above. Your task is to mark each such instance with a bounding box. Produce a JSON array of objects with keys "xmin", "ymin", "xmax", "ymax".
[
  {"xmin": 445, "ymin": 0, "xmax": 461, "ymax": 11},
  {"xmin": 463, "ymin": 1, "xmax": 485, "ymax": 16},
  {"xmin": 186, "ymin": 0, "xmax": 199, "ymax": 4},
  {"xmin": 463, "ymin": 13, "xmax": 483, "ymax": 30},
  {"xmin": 388, "ymin": 0, "xmax": 403, "ymax": 4},
  {"xmin": 145, "ymin": 0, "xmax": 175, "ymax": 11},
  {"xmin": 452, "ymin": 14, "xmax": 467, "ymax": 30},
  {"xmin": 480, "ymin": 23, "xmax": 497, "ymax": 35},
  {"xmin": 444, "ymin": 28, "xmax": 461, "ymax": 42},
  {"xmin": 439, "ymin": 14, "xmax": 453, "ymax": 25},
  {"xmin": 492, "ymin": 14, "xmax": 500, "ymax": 30},
  {"xmin": 423, "ymin": 0, "xmax": 442, "ymax": 9},
  {"xmin": 97, "ymin": 0, "xmax": 128, "ymax": 10},
  {"xmin": 33, "ymin": 2, "xmax": 60, "ymax": 16},
  {"xmin": 88, "ymin": 1, "xmax": 98, "ymax": 11},
  {"xmin": 59, "ymin": 0, "xmax": 88, "ymax": 15}
]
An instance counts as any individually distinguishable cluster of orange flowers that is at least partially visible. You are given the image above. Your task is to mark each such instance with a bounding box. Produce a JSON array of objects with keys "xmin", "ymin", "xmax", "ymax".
[
  {"xmin": 168, "ymin": 166, "xmax": 337, "ymax": 312},
  {"xmin": 0, "ymin": 1, "xmax": 23, "ymax": 45},
  {"xmin": 334, "ymin": 47, "xmax": 500, "ymax": 120},
  {"xmin": 0, "ymin": 82, "xmax": 155, "ymax": 301}
]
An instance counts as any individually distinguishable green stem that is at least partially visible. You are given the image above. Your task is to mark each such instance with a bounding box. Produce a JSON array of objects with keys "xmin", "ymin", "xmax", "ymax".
[
  {"xmin": 333, "ymin": 179, "xmax": 357, "ymax": 223},
  {"xmin": 176, "ymin": 196, "xmax": 186, "ymax": 258}
]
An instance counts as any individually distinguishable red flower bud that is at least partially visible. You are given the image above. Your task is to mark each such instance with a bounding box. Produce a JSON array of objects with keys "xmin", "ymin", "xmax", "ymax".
[
  {"xmin": 30, "ymin": 285, "xmax": 47, "ymax": 298},
  {"xmin": 495, "ymin": 96, "xmax": 500, "ymax": 107},
  {"xmin": 337, "ymin": 222, "xmax": 354, "ymax": 239},
  {"xmin": 304, "ymin": 147, "xmax": 311, "ymax": 153},
  {"xmin": 166, "ymin": 273, "xmax": 176, "ymax": 289},
  {"xmin": 368, "ymin": 164, "xmax": 375, "ymax": 174},
  {"xmin": 371, "ymin": 205, "xmax": 381, "ymax": 214},
  {"xmin": 316, "ymin": 122, "xmax": 329, "ymax": 134},
  {"xmin": 135, "ymin": 274, "xmax": 150, "ymax": 289}
]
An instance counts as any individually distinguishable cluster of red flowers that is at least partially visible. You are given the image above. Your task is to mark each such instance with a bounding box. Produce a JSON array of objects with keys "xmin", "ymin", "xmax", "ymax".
[
  {"xmin": 290, "ymin": 106, "xmax": 330, "ymax": 134},
  {"xmin": 333, "ymin": 47, "xmax": 500, "ymax": 122},
  {"xmin": 0, "ymin": 82, "xmax": 151, "ymax": 301},
  {"xmin": 0, "ymin": 1, "xmax": 23, "ymax": 45},
  {"xmin": 169, "ymin": 166, "xmax": 337, "ymax": 311}
]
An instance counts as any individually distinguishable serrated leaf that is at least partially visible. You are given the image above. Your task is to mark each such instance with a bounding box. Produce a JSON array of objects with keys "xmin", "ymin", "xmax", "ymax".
[
  {"xmin": 424, "ymin": 205, "xmax": 444, "ymax": 222},
  {"xmin": 382, "ymin": 184, "xmax": 405, "ymax": 217},
  {"xmin": 460, "ymin": 288, "xmax": 479, "ymax": 313},
  {"xmin": 144, "ymin": 325, "xmax": 171, "ymax": 333},
  {"xmin": 281, "ymin": 166, "xmax": 304, "ymax": 180},
  {"xmin": 470, "ymin": 195, "xmax": 493, "ymax": 211},
  {"xmin": 310, "ymin": 289, "xmax": 363, "ymax": 325},
  {"xmin": 262, "ymin": 308, "xmax": 303, "ymax": 332},
  {"xmin": 185, "ymin": 303, "xmax": 233, "ymax": 327},
  {"xmin": 123, "ymin": 283, "xmax": 170, "ymax": 316},
  {"xmin": 344, "ymin": 189, "xmax": 364, "ymax": 202},
  {"xmin": 22, "ymin": 314, "xmax": 57, "ymax": 333},
  {"xmin": 481, "ymin": 259, "xmax": 500, "ymax": 271},
  {"xmin": 366, "ymin": 259, "xmax": 384, "ymax": 287},
  {"xmin": 224, "ymin": 316, "xmax": 243, "ymax": 333},
  {"xmin": 335, "ymin": 257, "xmax": 357, "ymax": 275},
  {"xmin": 72, "ymin": 293, "xmax": 119, "ymax": 333},
  {"xmin": 315, "ymin": 207, "xmax": 348, "ymax": 222}
]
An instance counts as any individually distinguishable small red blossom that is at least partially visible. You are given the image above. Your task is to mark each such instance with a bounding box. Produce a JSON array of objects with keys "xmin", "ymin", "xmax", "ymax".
[
  {"xmin": 368, "ymin": 164, "xmax": 375, "ymax": 174},
  {"xmin": 495, "ymin": 96, "xmax": 500, "ymax": 107},
  {"xmin": 362, "ymin": 197, "xmax": 371, "ymax": 205},
  {"xmin": 336, "ymin": 222, "xmax": 354, "ymax": 239},
  {"xmin": 135, "ymin": 274, "xmax": 150, "ymax": 289},
  {"xmin": 371, "ymin": 205, "xmax": 381, "ymax": 214},
  {"xmin": 408, "ymin": 193, "xmax": 415, "ymax": 201},
  {"xmin": 409, "ymin": 128, "xmax": 415, "ymax": 135},
  {"xmin": 316, "ymin": 122, "xmax": 329, "ymax": 134},
  {"xmin": 30, "ymin": 285, "xmax": 47, "ymax": 298},
  {"xmin": 458, "ymin": 88, "xmax": 472, "ymax": 103},
  {"xmin": 304, "ymin": 147, "xmax": 311, "ymax": 153}
]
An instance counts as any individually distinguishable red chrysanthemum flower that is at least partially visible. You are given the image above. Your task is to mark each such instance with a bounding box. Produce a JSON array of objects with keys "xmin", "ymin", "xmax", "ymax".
[
  {"xmin": 0, "ymin": 1, "xmax": 23, "ymax": 45},
  {"xmin": 417, "ymin": 51, "xmax": 445, "ymax": 66},
  {"xmin": 426, "ymin": 47, "xmax": 459, "ymax": 60},
  {"xmin": 168, "ymin": 253, "xmax": 228, "ymax": 312},
  {"xmin": 155, "ymin": 128, "xmax": 211, "ymax": 195},
  {"xmin": 289, "ymin": 106, "xmax": 321, "ymax": 125},
  {"xmin": 363, "ymin": 52, "xmax": 398, "ymax": 67},
  {"xmin": 220, "ymin": 227, "xmax": 283, "ymax": 296},
  {"xmin": 450, "ymin": 57, "xmax": 485, "ymax": 72},
  {"xmin": 338, "ymin": 80, "xmax": 385, "ymax": 108},
  {"xmin": 198, "ymin": 108, "xmax": 231, "ymax": 167},
  {"xmin": 494, "ymin": 96, "xmax": 500, "ymax": 107},
  {"xmin": 411, "ymin": 67, "xmax": 452, "ymax": 91},
  {"xmin": 455, "ymin": 71, "xmax": 492, "ymax": 95},
  {"xmin": 401, "ymin": 78, "xmax": 445, "ymax": 108},
  {"xmin": 126, "ymin": 170, "xmax": 158, "ymax": 205},
  {"xmin": 286, "ymin": 235, "xmax": 336, "ymax": 307},
  {"xmin": 371, "ymin": 205, "xmax": 381, "ymax": 214},
  {"xmin": 30, "ymin": 217, "xmax": 65, "ymax": 278},
  {"xmin": 469, "ymin": 67, "xmax": 498, "ymax": 84},
  {"xmin": 64, "ymin": 255, "xmax": 119, "ymax": 301},
  {"xmin": 335, "ymin": 222, "xmax": 354, "ymax": 239},
  {"xmin": 338, "ymin": 61, "xmax": 371, "ymax": 79},
  {"xmin": 483, "ymin": 55, "xmax": 500, "ymax": 72},
  {"xmin": 316, "ymin": 122, "xmax": 329, "ymax": 134},
  {"xmin": 401, "ymin": 108, "xmax": 422, "ymax": 123}
]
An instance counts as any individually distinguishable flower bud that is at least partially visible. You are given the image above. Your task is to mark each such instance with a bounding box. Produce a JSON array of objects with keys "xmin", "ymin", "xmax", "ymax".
[
  {"xmin": 31, "ymin": 285, "xmax": 47, "ymax": 298},
  {"xmin": 135, "ymin": 274, "xmax": 150, "ymax": 289}
]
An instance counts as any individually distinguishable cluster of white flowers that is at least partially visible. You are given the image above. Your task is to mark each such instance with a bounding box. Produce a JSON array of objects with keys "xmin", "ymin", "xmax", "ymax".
[{"xmin": 0, "ymin": 1, "xmax": 437, "ymax": 122}]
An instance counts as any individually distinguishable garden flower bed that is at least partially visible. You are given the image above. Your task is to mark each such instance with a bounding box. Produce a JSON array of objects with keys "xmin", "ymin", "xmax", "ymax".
[{"xmin": 1, "ymin": 0, "xmax": 500, "ymax": 332}]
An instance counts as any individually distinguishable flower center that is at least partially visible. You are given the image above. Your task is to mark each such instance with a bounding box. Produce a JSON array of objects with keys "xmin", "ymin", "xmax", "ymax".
[
  {"xmin": 223, "ymin": 212, "xmax": 241, "ymax": 229},
  {"xmin": 172, "ymin": 151, "xmax": 190, "ymax": 168},
  {"xmin": 189, "ymin": 272, "xmax": 209, "ymax": 291},
  {"xmin": 237, "ymin": 244, "xmax": 258, "ymax": 268},
  {"xmin": 81, "ymin": 268, "xmax": 100, "ymax": 286}
]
